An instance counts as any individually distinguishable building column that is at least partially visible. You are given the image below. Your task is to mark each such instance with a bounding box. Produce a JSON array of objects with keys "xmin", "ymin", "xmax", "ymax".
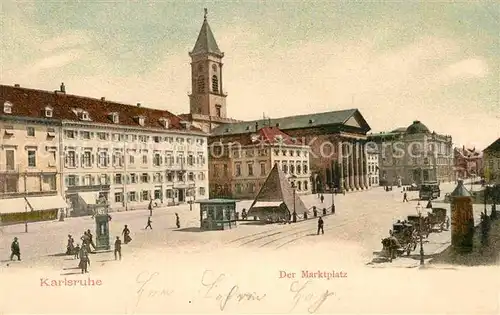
[
  {"xmin": 338, "ymin": 151, "xmax": 344, "ymax": 193},
  {"xmin": 348, "ymin": 142, "xmax": 355, "ymax": 191},
  {"xmin": 342, "ymin": 143, "xmax": 350, "ymax": 191},
  {"xmin": 358, "ymin": 143, "xmax": 365, "ymax": 189},
  {"xmin": 363, "ymin": 143, "xmax": 369, "ymax": 189},
  {"xmin": 354, "ymin": 141, "xmax": 360, "ymax": 190}
]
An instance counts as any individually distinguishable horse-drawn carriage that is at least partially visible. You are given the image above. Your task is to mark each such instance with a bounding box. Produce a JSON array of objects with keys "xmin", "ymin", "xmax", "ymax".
[
  {"xmin": 381, "ymin": 222, "xmax": 418, "ymax": 261},
  {"xmin": 407, "ymin": 208, "xmax": 450, "ymax": 237}
]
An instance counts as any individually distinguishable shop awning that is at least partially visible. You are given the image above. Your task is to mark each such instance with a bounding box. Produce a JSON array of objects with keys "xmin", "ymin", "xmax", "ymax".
[
  {"xmin": 0, "ymin": 197, "xmax": 29, "ymax": 214},
  {"xmin": 25, "ymin": 195, "xmax": 68, "ymax": 211},
  {"xmin": 252, "ymin": 201, "xmax": 283, "ymax": 208},
  {"xmin": 79, "ymin": 192, "xmax": 98, "ymax": 205}
]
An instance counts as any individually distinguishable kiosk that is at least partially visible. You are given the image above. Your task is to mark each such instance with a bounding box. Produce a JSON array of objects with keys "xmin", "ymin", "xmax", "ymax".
[
  {"xmin": 94, "ymin": 200, "xmax": 110, "ymax": 250},
  {"xmin": 198, "ymin": 199, "xmax": 237, "ymax": 230}
]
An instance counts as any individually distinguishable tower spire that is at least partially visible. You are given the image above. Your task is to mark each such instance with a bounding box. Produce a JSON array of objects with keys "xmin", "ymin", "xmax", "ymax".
[
  {"xmin": 190, "ymin": 8, "xmax": 223, "ymax": 57},
  {"xmin": 204, "ymin": 8, "xmax": 208, "ymax": 20}
]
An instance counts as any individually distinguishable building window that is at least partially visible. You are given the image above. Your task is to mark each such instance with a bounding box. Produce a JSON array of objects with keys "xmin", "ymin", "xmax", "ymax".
[
  {"xmin": 65, "ymin": 130, "xmax": 76, "ymax": 139},
  {"xmin": 97, "ymin": 132, "xmax": 108, "ymax": 140},
  {"xmin": 235, "ymin": 164, "xmax": 241, "ymax": 177},
  {"xmin": 66, "ymin": 151, "xmax": 76, "ymax": 167},
  {"xmin": 290, "ymin": 164, "xmax": 295, "ymax": 174},
  {"xmin": 27, "ymin": 127, "xmax": 35, "ymax": 137},
  {"xmin": 188, "ymin": 172, "xmax": 194, "ymax": 181},
  {"xmin": 142, "ymin": 191, "xmax": 149, "ymax": 201},
  {"xmin": 177, "ymin": 172, "xmax": 184, "ymax": 182},
  {"xmin": 81, "ymin": 131, "xmax": 91, "ymax": 139},
  {"xmin": 3, "ymin": 101, "xmax": 12, "ymax": 113},
  {"xmin": 129, "ymin": 192, "xmax": 137, "ymax": 202},
  {"xmin": 142, "ymin": 155, "xmax": 148, "ymax": 165},
  {"xmin": 215, "ymin": 105, "xmax": 221, "ymax": 117},
  {"xmin": 153, "ymin": 136, "xmax": 161, "ymax": 143},
  {"xmin": 154, "ymin": 189, "xmax": 162, "ymax": 200},
  {"xmin": 67, "ymin": 175, "xmax": 77, "ymax": 187},
  {"xmin": 297, "ymin": 165, "xmax": 301, "ymax": 174},
  {"xmin": 115, "ymin": 174, "xmax": 122, "ymax": 184},
  {"xmin": 303, "ymin": 164, "xmax": 308, "ymax": 174},
  {"xmin": 197, "ymin": 75, "xmax": 205, "ymax": 93},
  {"xmin": 99, "ymin": 151, "xmax": 109, "ymax": 167},
  {"xmin": 248, "ymin": 163, "xmax": 254, "ymax": 176},
  {"xmin": 166, "ymin": 189, "xmax": 173, "ymax": 199},
  {"xmin": 129, "ymin": 155, "xmax": 135, "ymax": 165},
  {"xmin": 81, "ymin": 111, "xmax": 90, "ymax": 120},
  {"xmin": 260, "ymin": 163, "xmax": 266, "ymax": 176},
  {"xmin": 166, "ymin": 172, "xmax": 173, "ymax": 182},
  {"xmin": 111, "ymin": 113, "xmax": 119, "ymax": 124},
  {"xmin": 83, "ymin": 151, "xmax": 92, "ymax": 167},
  {"xmin": 235, "ymin": 184, "xmax": 242, "ymax": 194},
  {"xmin": 43, "ymin": 175, "xmax": 56, "ymax": 191},
  {"xmin": 83, "ymin": 175, "xmax": 92, "ymax": 186},
  {"xmin": 187, "ymin": 154, "xmax": 195, "ymax": 166},
  {"xmin": 212, "ymin": 75, "xmax": 219, "ymax": 93},
  {"xmin": 115, "ymin": 192, "xmax": 123, "ymax": 203},
  {"xmin": 304, "ymin": 181, "xmax": 308, "ymax": 190},
  {"xmin": 297, "ymin": 181, "xmax": 302, "ymax": 190},
  {"xmin": 153, "ymin": 153, "xmax": 161, "ymax": 166},
  {"xmin": 141, "ymin": 173, "xmax": 149, "ymax": 183},
  {"xmin": 282, "ymin": 164, "xmax": 288, "ymax": 174},
  {"xmin": 199, "ymin": 187, "xmax": 205, "ymax": 196},
  {"xmin": 131, "ymin": 173, "xmax": 137, "ymax": 183}
]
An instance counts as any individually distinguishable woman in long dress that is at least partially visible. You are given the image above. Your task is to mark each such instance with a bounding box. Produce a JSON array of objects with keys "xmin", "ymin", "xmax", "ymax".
[
  {"xmin": 79, "ymin": 247, "xmax": 90, "ymax": 273},
  {"xmin": 122, "ymin": 225, "xmax": 132, "ymax": 244}
]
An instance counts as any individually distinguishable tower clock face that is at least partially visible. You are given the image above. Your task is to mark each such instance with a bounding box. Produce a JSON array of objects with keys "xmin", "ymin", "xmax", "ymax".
[
  {"xmin": 198, "ymin": 64, "xmax": 203, "ymax": 72},
  {"xmin": 212, "ymin": 64, "xmax": 217, "ymax": 71}
]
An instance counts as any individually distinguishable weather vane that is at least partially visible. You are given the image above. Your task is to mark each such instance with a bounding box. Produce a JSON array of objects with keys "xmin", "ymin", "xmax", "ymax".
[{"xmin": 204, "ymin": 8, "xmax": 208, "ymax": 20}]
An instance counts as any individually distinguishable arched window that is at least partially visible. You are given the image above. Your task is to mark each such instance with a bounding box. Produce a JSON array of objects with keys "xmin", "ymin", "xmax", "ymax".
[
  {"xmin": 297, "ymin": 165, "xmax": 301, "ymax": 174},
  {"xmin": 290, "ymin": 165, "xmax": 295, "ymax": 174},
  {"xmin": 297, "ymin": 181, "xmax": 302, "ymax": 190},
  {"xmin": 282, "ymin": 164, "xmax": 288, "ymax": 174},
  {"xmin": 304, "ymin": 181, "xmax": 308, "ymax": 190},
  {"xmin": 197, "ymin": 76, "xmax": 205, "ymax": 93},
  {"xmin": 212, "ymin": 75, "xmax": 219, "ymax": 93}
]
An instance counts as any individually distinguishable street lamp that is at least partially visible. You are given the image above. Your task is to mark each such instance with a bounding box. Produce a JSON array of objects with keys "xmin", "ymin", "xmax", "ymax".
[
  {"xmin": 416, "ymin": 201, "xmax": 425, "ymax": 266},
  {"xmin": 288, "ymin": 174, "xmax": 297, "ymax": 223},
  {"xmin": 330, "ymin": 181, "xmax": 335, "ymax": 214}
]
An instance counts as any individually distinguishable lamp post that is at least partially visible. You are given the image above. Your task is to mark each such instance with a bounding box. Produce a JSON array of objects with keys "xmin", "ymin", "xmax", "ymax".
[
  {"xmin": 289, "ymin": 174, "xmax": 297, "ymax": 222},
  {"xmin": 331, "ymin": 181, "xmax": 335, "ymax": 214},
  {"xmin": 416, "ymin": 201, "xmax": 425, "ymax": 266}
]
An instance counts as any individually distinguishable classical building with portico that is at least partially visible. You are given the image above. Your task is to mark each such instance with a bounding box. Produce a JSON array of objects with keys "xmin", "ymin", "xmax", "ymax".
[{"xmin": 210, "ymin": 110, "xmax": 372, "ymax": 195}]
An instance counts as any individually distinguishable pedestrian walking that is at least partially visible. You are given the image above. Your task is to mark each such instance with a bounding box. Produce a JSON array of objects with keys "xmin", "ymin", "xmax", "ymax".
[
  {"xmin": 175, "ymin": 213, "xmax": 180, "ymax": 228},
  {"xmin": 114, "ymin": 236, "xmax": 122, "ymax": 260},
  {"xmin": 145, "ymin": 216, "xmax": 153, "ymax": 229},
  {"xmin": 292, "ymin": 211, "xmax": 297, "ymax": 223},
  {"xmin": 322, "ymin": 208, "xmax": 327, "ymax": 216},
  {"xmin": 74, "ymin": 244, "xmax": 80, "ymax": 259},
  {"xmin": 148, "ymin": 200, "xmax": 153, "ymax": 216},
  {"xmin": 313, "ymin": 206, "xmax": 318, "ymax": 218},
  {"xmin": 403, "ymin": 192, "xmax": 408, "ymax": 202},
  {"xmin": 79, "ymin": 247, "xmax": 89, "ymax": 273},
  {"xmin": 122, "ymin": 225, "xmax": 132, "ymax": 244},
  {"xmin": 87, "ymin": 229, "xmax": 96, "ymax": 251},
  {"xmin": 10, "ymin": 237, "xmax": 21, "ymax": 261},
  {"xmin": 303, "ymin": 211, "xmax": 308, "ymax": 220},
  {"xmin": 317, "ymin": 217, "xmax": 324, "ymax": 235},
  {"xmin": 241, "ymin": 209, "xmax": 247, "ymax": 220},
  {"xmin": 320, "ymin": 194, "xmax": 324, "ymax": 203},
  {"xmin": 66, "ymin": 234, "xmax": 75, "ymax": 255}
]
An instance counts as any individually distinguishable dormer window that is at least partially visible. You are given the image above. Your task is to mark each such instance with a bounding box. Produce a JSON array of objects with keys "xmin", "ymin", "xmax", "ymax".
[
  {"xmin": 3, "ymin": 101, "xmax": 12, "ymax": 114},
  {"xmin": 44, "ymin": 106, "xmax": 53, "ymax": 118},
  {"xmin": 135, "ymin": 116, "xmax": 146, "ymax": 126},
  {"xmin": 109, "ymin": 112, "xmax": 119, "ymax": 124},
  {"xmin": 80, "ymin": 111, "xmax": 90, "ymax": 121},
  {"xmin": 180, "ymin": 121, "xmax": 191, "ymax": 130},
  {"xmin": 159, "ymin": 118, "xmax": 170, "ymax": 129}
]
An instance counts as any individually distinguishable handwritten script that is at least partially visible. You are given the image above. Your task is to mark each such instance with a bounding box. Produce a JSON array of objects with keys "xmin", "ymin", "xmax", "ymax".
[
  {"xmin": 200, "ymin": 270, "xmax": 267, "ymax": 311},
  {"xmin": 290, "ymin": 280, "xmax": 335, "ymax": 313},
  {"xmin": 135, "ymin": 271, "xmax": 174, "ymax": 308}
]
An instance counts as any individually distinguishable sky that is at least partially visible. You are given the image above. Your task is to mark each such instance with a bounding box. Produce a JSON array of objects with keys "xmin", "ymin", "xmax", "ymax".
[{"xmin": 1, "ymin": 1, "xmax": 499, "ymax": 149}]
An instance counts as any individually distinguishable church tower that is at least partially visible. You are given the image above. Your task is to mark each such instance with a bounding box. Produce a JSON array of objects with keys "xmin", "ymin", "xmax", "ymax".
[{"xmin": 189, "ymin": 9, "xmax": 227, "ymax": 118}]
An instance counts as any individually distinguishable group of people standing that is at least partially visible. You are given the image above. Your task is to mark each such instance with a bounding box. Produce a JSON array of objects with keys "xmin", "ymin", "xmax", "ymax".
[{"xmin": 65, "ymin": 230, "xmax": 96, "ymax": 273}]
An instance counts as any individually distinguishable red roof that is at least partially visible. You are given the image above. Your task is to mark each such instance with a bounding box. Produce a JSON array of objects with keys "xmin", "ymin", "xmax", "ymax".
[
  {"xmin": 0, "ymin": 84, "xmax": 204, "ymax": 133},
  {"xmin": 257, "ymin": 126, "xmax": 297, "ymax": 145}
]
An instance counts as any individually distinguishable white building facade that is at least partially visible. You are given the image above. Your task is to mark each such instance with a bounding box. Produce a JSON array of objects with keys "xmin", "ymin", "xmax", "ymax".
[{"xmin": 366, "ymin": 147, "xmax": 380, "ymax": 187}]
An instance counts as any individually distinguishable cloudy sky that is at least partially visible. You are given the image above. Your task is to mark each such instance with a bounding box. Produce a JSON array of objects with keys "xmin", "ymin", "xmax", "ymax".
[{"xmin": 1, "ymin": 1, "xmax": 499, "ymax": 148}]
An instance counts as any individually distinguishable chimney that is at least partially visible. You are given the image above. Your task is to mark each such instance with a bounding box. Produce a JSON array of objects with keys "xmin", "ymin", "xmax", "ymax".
[
  {"xmin": 60, "ymin": 82, "xmax": 66, "ymax": 93},
  {"xmin": 14, "ymin": 84, "xmax": 20, "ymax": 87},
  {"xmin": 101, "ymin": 97, "xmax": 106, "ymax": 101},
  {"xmin": 137, "ymin": 103, "xmax": 141, "ymax": 107}
]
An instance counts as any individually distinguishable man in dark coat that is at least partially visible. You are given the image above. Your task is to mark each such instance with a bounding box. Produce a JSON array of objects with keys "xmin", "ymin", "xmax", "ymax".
[
  {"xmin": 86, "ymin": 229, "xmax": 96, "ymax": 251},
  {"xmin": 175, "ymin": 213, "xmax": 180, "ymax": 228},
  {"xmin": 114, "ymin": 236, "xmax": 122, "ymax": 260},
  {"xmin": 317, "ymin": 217, "xmax": 324, "ymax": 235},
  {"xmin": 79, "ymin": 247, "xmax": 89, "ymax": 273},
  {"xmin": 145, "ymin": 216, "xmax": 152, "ymax": 230},
  {"xmin": 320, "ymin": 194, "xmax": 324, "ymax": 203},
  {"xmin": 313, "ymin": 206, "xmax": 318, "ymax": 218},
  {"xmin": 10, "ymin": 237, "xmax": 21, "ymax": 261}
]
